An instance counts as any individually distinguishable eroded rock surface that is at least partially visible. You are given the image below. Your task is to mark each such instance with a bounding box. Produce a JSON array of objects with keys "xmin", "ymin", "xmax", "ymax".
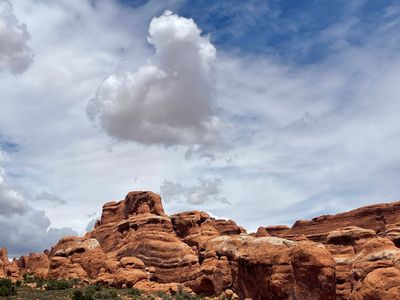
[{"xmin": 2, "ymin": 192, "xmax": 400, "ymax": 299}]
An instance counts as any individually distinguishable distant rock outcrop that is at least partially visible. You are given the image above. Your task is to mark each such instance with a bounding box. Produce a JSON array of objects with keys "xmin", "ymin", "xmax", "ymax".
[
  {"xmin": 0, "ymin": 247, "xmax": 19, "ymax": 280},
  {"xmin": 2, "ymin": 191, "xmax": 400, "ymax": 299}
]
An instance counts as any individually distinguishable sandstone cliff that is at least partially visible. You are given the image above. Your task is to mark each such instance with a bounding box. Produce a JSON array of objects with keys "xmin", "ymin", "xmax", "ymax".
[{"xmin": 2, "ymin": 191, "xmax": 400, "ymax": 299}]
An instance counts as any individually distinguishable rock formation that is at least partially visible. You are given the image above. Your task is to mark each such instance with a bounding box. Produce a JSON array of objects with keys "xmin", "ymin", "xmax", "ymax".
[
  {"xmin": 2, "ymin": 191, "xmax": 400, "ymax": 299},
  {"xmin": 0, "ymin": 247, "xmax": 19, "ymax": 280},
  {"xmin": 260, "ymin": 201, "xmax": 400, "ymax": 299}
]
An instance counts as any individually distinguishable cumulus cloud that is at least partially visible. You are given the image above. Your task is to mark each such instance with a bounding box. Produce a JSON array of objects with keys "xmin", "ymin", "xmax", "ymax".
[
  {"xmin": 160, "ymin": 178, "xmax": 230, "ymax": 205},
  {"xmin": 0, "ymin": 0, "xmax": 33, "ymax": 74},
  {"xmin": 87, "ymin": 10, "xmax": 220, "ymax": 146},
  {"xmin": 0, "ymin": 166, "xmax": 28, "ymax": 215},
  {"xmin": 0, "ymin": 151, "xmax": 76, "ymax": 256},
  {"xmin": 35, "ymin": 191, "xmax": 67, "ymax": 205},
  {"xmin": 0, "ymin": 210, "xmax": 77, "ymax": 257},
  {"xmin": 4, "ymin": 0, "xmax": 400, "ymax": 238}
]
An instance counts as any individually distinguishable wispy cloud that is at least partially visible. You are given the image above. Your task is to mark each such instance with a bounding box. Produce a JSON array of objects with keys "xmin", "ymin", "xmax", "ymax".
[
  {"xmin": 207, "ymin": 6, "xmax": 400, "ymax": 229},
  {"xmin": 2, "ymin": 0, "xmax": 400, "ymax": 245},
  {"xmin": 160, "ymin": 178, "xmax": 229, "ymax": 205},
  {"xmin": 0, "ymin": 0, "xmax": 33, "ymax": 74},
  {"xmin": 35, "ymin": 191, "xmax": 67, "ymax": 205},
  {"xmin": 0, "ymin": 150, "xmax": 76, "ymax": 256}
]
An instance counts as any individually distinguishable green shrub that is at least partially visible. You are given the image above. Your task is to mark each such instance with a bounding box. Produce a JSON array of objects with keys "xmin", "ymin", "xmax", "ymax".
[
  {"xmin": 95, "ymin": 289, "xmax": 118, "ymax": 299},
  {"xmin": 71, "ymin": 286, "xmax": 119, "ymax": 300},
  {"xmin": 72, "ymin": 290, "xmax": 84, "ymax": 300},
  {"xmin": 0, "ymin": 278, "xmax": 17, "ymax": 296},
  {"xmin": 32, "ymin": 278, "xmax": 45, "ymax": 288},
  {"xmin": 0, "ymin": 278, "xmax": 12, "ymax": 289},
  {"xmin": 129, "ymin": 287, "xmax": 142, "ymax": 296},
  {"xmin": 22, "ymin": 273, "xmax": 35, "ymax": 283},
  {"xmin": 45, "ymin": 279, "xmax": 73, "ymax": 290},
  {"xmin": 155, "ymin": 291, "xmax": 173, "ymax": 300},
  {"xmin": 174, "ymin": 290, "xmax": 203, "ymax": 300},
  {"xmin": 0, "ymin": 286, "xmax": 9, "ymax": 296},
  {"xmin": 71, "ymin": 290, "xmax": 94, "ymax": 300}
]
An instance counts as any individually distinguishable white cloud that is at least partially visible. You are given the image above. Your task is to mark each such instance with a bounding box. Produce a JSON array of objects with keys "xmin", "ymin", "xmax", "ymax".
[
  {"xmin": 0, "ymin": 165, "xmax": 28, "ymax": 215},
  {"xmin": 0, "ymin": 0, "xmax": 185, "ymax": 235},
  {"xmin": 210, "ymin": 31, "xmax": 400, "ymax": 229},
  {"xmin": 0, "ymin": 150, "xmax": 76, "ymax": 256},
  {"xmin": 35, "ymin": 191, "xmax": 67, "ymax": 205},
  {"xmin": 2, "ymin": 0, "xmax": 400, "ymax": 247},
  {"xmin": 160, "ymin": 178, "xmax": 229, "ymax": 205},
  {"xmin": 0, "ymin": 210, "xmax": 77, "ymax": 257},
  {"xmin": 87, "ymin": 10, "xmax": 221, "ymax": 147},
  {"xmin": 0, "ymin": 0, "xmax": 32, "ymax": 74}
]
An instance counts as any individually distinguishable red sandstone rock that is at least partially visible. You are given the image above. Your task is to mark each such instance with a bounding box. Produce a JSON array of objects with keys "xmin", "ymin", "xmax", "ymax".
[
  {"xmin": 268, "ymin": 201, "xmax": 400, "ymax": 242},
  {"xmin": 351, "ymin": 267, "xmax": 400, "ymax": 300},
  {"xmin": 48, "ymin": 236, "xmax": 107, "ymax": 280},
  {"xmin": 170, "ymin": 211, "xmax": 245, "ymax": 249},
  {"xmin": 133, "ymin": 280, "xmax": 192, "ymax": 295},
  {"xmin": 290, "ymin": 242, "xmax": 336, "ymax": 300},
  {"xmin": 326, "ymin": 226, "xmax": 376, "ymax": 245},
  {"xmin": 48, "ymin": 256, "xmax": 88, "ymax": 280},
  {"xmin": 0, "ymin": 247, "xmax": 7, "ymax": 264},
  {"xmin": 0, "ymin": 247, "xmax": 19, "ymax": 280},
  {"xmin": 254, "ymin": 227, "xmax": 270, "ymax": 237},
  {"xmin": 2, "ymin": 191, "xmax": 400, "ymax": 299},
  {"xmin": 17, "ymin": 252, "xmax": 50, "ymax": 279},
  {"xmin": 124, "ymin": 191, "xmax": 167, "ymax": 217},
  {"xmin": 171, "ymin": 211, "xmax": 220, "ymax": 248},
  {"xmin": 0, "ymin": 247, "xmax": 7, "ymax": 278},
  {"xmin": 385, "ymin": 222, "xmax": 400, "ymax": 247},
  {"xmin": 205, "ymin": 235, "xmax": 335, "ymax": 300}
]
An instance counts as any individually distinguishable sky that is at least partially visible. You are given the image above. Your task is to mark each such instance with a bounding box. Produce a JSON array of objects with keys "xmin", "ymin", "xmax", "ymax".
[{"xmin": 1, "ymin": 0, "xmax": 400, "ymax": 256}]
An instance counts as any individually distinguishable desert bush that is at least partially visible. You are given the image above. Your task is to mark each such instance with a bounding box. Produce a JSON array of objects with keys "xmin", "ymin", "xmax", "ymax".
[
  {"xmin": 72, "ymin": 290, "xmax": 93, "ymax": 300},
  {"xmin": 22, "ymin": 273, "xmax": 36, "ymax": 283},
  {"xmin": 155, "ymin": 291, "xmax": 173, "ymax": 300},
  {"xmin": 174, "ymin": 290, "xmax": 203, "ymax": 300},
  {"xmin": 0, "ymin": 278, "xmax": 17, "ymax": 296},
  {"xmin": 71, "ymin": 285, "xmax": 119, "ymax": 300},
  {"xmin": 35, "ymin": 278, "xmax": 45, "ymax": 288},
  {"xmin": 0, "ymin": 286, "xmax": 10, "ymax": 296},
  {"xmin": 45, "ymin": 279, "xmax": 73, "ymax": 290},
  {"xmin": 96, "ymin": 289, "xmax": 118, "ymax": 299},
  {"xmin": 129, "ymin": 287, "xmax": 142, "ymax": 296}
]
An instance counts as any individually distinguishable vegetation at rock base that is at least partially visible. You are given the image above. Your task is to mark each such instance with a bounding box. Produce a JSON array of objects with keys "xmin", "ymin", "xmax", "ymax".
[
  {"xmin": 71, "ymin": 285, "xmax": 119, "ymax": 300},
  {"xmin": 0, "ymin": 278, "xmax": 17, "ymax": 296},
  {"xmin": 0, "ymin": 277, "xmax": 226, "ymax": 300}
]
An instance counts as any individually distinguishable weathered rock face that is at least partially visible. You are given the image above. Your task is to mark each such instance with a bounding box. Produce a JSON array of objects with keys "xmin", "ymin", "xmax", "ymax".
[
  {"xmin": 3, "ymin": 192, "xmax": 400, "ymax": 299},
  {"xmin": 0, "ymin": 248, "xmax": 7, "ymax": 263},
  {"xmin": 0, "ymin": 247, "xmax": 7, "ymax": 278},
  {"xmin": 204, "ymin": 235, "xmax": 335, "ymax": 300},
  {"xmin": 88, "ymin": 193, "xmax": 201, "ymax": 287},
  {"xmin": 17, "ymin": 252, "xmax": 50, "ymax": 279},
  {"xmin": 86, "ymin": 192, "xmax": 246, "ymax": 293},
  {"xmin": 170, "ymin": 211, "xmax": 246, "ymax": 249},
  {"xmin": 0, "ymin": 247, "xmax": 19, "ymax": 280},
  {"xmin": 263, "ymin": 201, "xmax": 400, "ymax": 299},
  {"xmin": 47, "ymin": 236, "xmax": 107, "ymax": 280},
  {"xmin": 351, "ymin": 267, "xmax": 400, "ymax": 300},
  {"xmin": 265, "ymin": 201, "xmax": 400, "ymax": 242}
]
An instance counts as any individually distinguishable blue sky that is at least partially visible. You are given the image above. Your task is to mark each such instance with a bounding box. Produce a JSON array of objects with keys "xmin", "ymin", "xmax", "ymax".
[
  {"xmin": 175, "ymin": 0, "xmax": 400, "ymax": 63},
  {"xmin": 1, "ymin": 0, "xmax": 400, "ymax": 256}
]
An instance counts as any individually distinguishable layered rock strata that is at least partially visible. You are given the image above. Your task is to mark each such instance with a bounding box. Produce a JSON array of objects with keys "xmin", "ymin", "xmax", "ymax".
[{"xmin": 2, "ymin": 192, "xmax": 400, "ymax": 299}]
